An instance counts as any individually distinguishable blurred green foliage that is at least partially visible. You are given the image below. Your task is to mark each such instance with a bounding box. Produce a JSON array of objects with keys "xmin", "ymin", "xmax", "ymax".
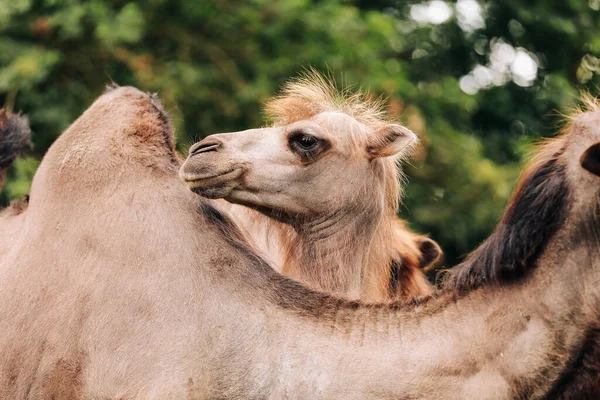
[{"xmin": 1, "ymin": 0, "xmax": 599, "ymax": 265}]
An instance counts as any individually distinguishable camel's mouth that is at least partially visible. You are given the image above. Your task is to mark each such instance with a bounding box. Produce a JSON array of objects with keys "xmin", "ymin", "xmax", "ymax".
[
  {"xmin": 180, "ymin": 167, "xmax": 244, "ymax": 198},
  {"xmin": 182, "ymin": 168, "xmax": 244, "ymax": 188}
]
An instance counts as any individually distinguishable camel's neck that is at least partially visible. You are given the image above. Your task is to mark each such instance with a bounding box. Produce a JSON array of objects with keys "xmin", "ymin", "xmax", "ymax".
[
  {"xmin": 282, "ymin": 206, "xmax": 390, "ymax": 300},
  {"xmin": 258, "ymin": 236, "xmax": 597, "ymax": 397},
  {"xmin": 225, "ymin": 201, "xmax": 393, "ymax": 300},
  {"xmin": 222, "ymin": 203, "xmax": 289, "ymax": 269}
]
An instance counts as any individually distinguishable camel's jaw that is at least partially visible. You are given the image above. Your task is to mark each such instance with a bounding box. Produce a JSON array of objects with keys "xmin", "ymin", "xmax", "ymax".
[{"xmin": 180, "ymin": 158, "xmax": 244, "ymax": 199}]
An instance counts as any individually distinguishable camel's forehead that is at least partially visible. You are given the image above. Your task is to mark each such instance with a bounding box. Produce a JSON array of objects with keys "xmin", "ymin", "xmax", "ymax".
[
  {"xmin": 567, "ymin": 111, "xmax": 600, "ymax": 156},
  {"xmin": 573, "ymin": 111, "xmax": 600, "ymax": 134},
  {"xmin": 309, "ymin": 112, "xmax": 367, "ymax": 138},
  {"xmin": 311, "ymin": 111, "xmax": 361, "ymax": 125}
]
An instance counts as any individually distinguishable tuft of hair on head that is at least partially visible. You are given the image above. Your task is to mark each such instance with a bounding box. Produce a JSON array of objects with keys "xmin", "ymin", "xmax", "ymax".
[
  {"xmin": 553, "ymin": 91, "xmax": 600, "ymax": 137},
  {"xmin": 264, "ymin": 68, "xmax": 399, "ymax": 128},
  {"xmin": 571, "ymin": 91, "xmax": 600, "ymax": 116},
  {"xmin": 0, "ymin": 109, "xmax": 33, "ymax": 170}
]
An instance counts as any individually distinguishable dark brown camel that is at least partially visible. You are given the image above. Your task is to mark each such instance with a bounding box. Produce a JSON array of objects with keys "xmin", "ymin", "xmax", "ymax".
[{"xmin": 0, "ymin": 109, "xmax": 32, "ymax": 191}]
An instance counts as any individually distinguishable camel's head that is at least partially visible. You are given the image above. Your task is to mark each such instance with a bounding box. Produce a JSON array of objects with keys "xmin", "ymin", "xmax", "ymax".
[
  {"xmin": 180, "ymin": 73, "xmax": 416, "ymax": 225},
  {"xmin": 181, "ymin": 113, "xmax": 414, "ymax": 219}
]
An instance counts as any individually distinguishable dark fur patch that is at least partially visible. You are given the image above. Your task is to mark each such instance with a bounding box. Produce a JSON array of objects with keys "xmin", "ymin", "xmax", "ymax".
[
  {"xmin": 546, "ymin": 199, "xmax": 600, "ymax": 398},
  {"xmin": 198, "ymin": 202, "xmax": 245, "ymax": 239},
  {"xmin": 447, "ymin": 154, "xmax": 569, "ymax": 291},
  {"xmin": 42, "ymin": 358, "xmax": 84, "ymax": 399},
  {"xmin": 103, "ymin": 82, "xmax": 120, "ymax": 93},
  {"xmin": 418, "ymin": 238, "xmax": 442, "ymax": 267},
  {"xmin": 388, "ymin": 259, "xmax": 402, "ymax": 296},
  {"xmin": 0, "ymin": 110, "xmax": 32, "ymax": 170},
  {"xmin": 544, "ymin": 320, "xmax": 600, "ymax": 399}
]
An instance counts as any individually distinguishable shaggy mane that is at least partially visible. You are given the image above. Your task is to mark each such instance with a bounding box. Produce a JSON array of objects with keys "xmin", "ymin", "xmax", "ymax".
[
  {"xmin": 445, "ymin": 94, "xmax": 600, "ymax": 292},
  {"xmin": 446, "ymin": 111, "xmax": 588, "ymax": 291}
]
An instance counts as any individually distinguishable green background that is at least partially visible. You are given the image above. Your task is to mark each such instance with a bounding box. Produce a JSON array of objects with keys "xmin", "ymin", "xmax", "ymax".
[{"xmin": 2, "ymin": 0, "xmax": 599, "ymax": 266}]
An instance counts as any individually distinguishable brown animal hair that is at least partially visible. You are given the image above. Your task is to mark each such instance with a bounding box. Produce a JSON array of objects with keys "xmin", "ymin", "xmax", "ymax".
[
  {"xmin": 444, "ymin": 95, "xmax": 600, "ymax": 292},
  {"xmin": 265, "ymin": 70, "xmax": 396, "ymax": 127},
  {"xmin": 4, "ymin": 85, "xmax": 600, "ymax": 398},
  {"xmin": 0, "ymin": 110, "xmax": 32, "ymax": 191},
  {"xmin": 387, "ymin": 220, "xmax": 440, "ymax": 298},
  {"xmin": 445, "ymin": 145, "xmax": 568, "ymax": 291},
  {"xmin": 546, "ymin": 316, "xmax": 600, "ymax": 399}
]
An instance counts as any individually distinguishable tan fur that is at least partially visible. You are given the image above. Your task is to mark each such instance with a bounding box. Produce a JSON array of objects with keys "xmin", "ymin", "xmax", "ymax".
[
  {"xmin": 2, "ymin": 87, "xmax": 599, "ymax": 398},
  {"xmin": 182, "ymin": 72, "xmax": 438, "ymax": 301},
  {"xmin": 224, "ymin": 205, "xmax": 437, "ymax": 301},
  {"xmin": 265, "ymin": 69, "xmax": 397, "ymax": 129}
]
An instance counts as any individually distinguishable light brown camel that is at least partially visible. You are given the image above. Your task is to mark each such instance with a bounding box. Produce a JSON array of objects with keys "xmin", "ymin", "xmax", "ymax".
[
  {"xmin": 1, "ymin": 86, "xmax": 599, "ymax": 398},
  {"xmin": 181, "ymin": 73, "xmax": 440, "ymax": 301}
]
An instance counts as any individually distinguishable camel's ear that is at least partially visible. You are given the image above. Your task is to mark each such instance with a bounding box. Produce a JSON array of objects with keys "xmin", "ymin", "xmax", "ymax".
[
  {"xmin": 0, "ymin": 109, "xmax": 32, "ymax": 170},
  {"xmin": 416, "ymin": 237, "xmax": 442, "ymax": 269},
  {"xmin": 580, "ymin": 142, "xmax": 600, "ymax": 177},
  {"xmin": 367, "ymin": 124, "xmax": 417, "ymax": 159}
]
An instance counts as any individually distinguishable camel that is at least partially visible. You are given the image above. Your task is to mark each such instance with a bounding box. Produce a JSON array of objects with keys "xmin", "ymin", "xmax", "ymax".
[
  {"xmin": 181, "ymin": 72, "xmax": 440, "ymax": 301},
  {"xmin": 0, "ymin": 85, "xmax": 440, "ymax": 303},
  {"xmin": 0, "ymin": 86, "xmax": 599, "ymax": 398}
]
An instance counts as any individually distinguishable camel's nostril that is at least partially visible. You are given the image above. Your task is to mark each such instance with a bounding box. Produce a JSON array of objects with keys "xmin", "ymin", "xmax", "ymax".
[{"xmin": 189, "ymin": 139, "xmax": 221, "ymax": 156}]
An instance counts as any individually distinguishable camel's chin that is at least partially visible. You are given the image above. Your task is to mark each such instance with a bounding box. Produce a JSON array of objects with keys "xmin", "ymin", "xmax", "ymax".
[
  {"xmin": 182, "ymin": 167, "xmax": 243, "ymax": 199},
  {"xmin": 191, "ymin": 186, "xmax": 234, "ymax": 199}
]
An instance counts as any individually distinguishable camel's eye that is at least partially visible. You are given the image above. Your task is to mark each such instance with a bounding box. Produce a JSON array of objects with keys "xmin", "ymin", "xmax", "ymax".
[
  {"xmin": 288, "ymin": 130, "xmax": 330, "ymax": 162},
  {"xmin": 289, "ymin": 132, "xmax": 318, "ymax": 150}
]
